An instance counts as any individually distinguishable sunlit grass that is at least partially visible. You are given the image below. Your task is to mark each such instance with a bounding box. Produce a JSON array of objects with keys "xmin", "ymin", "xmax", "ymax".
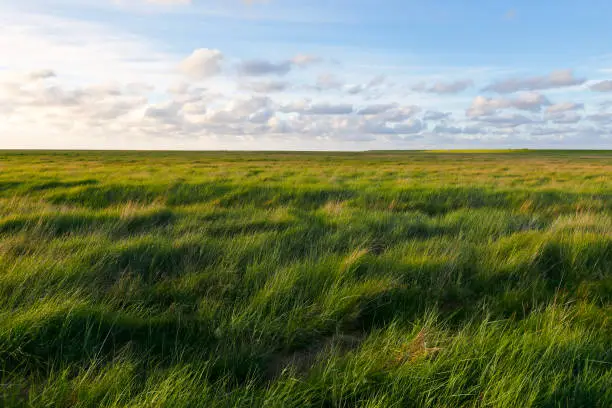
[{"xmin": 0, "ymin": 150, "xmax": 610, "ymax": 407}]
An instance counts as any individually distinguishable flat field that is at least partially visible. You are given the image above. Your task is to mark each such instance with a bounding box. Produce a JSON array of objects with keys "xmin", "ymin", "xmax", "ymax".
[{"xmin": 0, "ymin": 150, "xmax": 610, "ymax": 407}]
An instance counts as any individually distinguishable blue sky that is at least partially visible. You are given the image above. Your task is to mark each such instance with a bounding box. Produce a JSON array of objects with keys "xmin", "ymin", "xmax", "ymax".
[{"xmin": 1, "ymin": 0, "xmax": 611, "ymax": 150}]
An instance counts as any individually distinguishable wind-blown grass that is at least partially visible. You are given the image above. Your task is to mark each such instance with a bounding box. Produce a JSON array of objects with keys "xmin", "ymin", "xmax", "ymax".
[{"xmin": 0, "ymin": 150, "xmax": 610, "ymax": 407}]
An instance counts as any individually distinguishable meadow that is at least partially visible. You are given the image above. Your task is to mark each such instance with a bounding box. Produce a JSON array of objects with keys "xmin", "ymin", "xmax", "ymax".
[{"xmin": 0, "ymin": 150, "xmax": 610, "ymax": 407}]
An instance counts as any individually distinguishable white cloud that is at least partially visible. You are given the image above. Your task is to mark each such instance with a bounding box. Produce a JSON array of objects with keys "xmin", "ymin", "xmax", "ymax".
[
  {"xmin": 587, "ymin": 112, "xmax": 612, "ymax": 124},
  {"xmin": 467, "ymin": 93, "xmax": 550, "ymax": 117},
  {"xmin": 356, "ymin": 103, "xmax": 399, "ymax": 115},
  {"xmin": 590, "ymin": 80, "xmax": 612, "ymax": 92},
  {"xmin": 477, "ymin": 114, "xmax": 536, "ymax": 128},
  {"xmin": 548, "ymin": 112, "xmax": 582, "ymax": 124},
  {"xmin": 307, "ymin": 103, "xmax": 354, "ymax": 115},
  {"xmin": 546, "ymin": 102, "xmax": 584, "ymax": 113},
  {"xmin": 345, "ymin": 75, "xmax": 386, "ymax": 95},
  {"xmin": 240, "ymin": 80, "xmax": 289, "ymax": 93},
  {"xmin": 413, "ymin": 79, "xmax": 473, "ymax": 94},
  {"xmin": 0, "ymin": 9, "xmax": 175, "ymax": 85},
  {"xmin": 360, "ymin": 119, "xmax": 423, "ymax": 135},
  {"xmin": 483, "ymin": 69, "xmax": 586, "ymax": 93},
  {"xmin": 433, "ymin": 125, "xmax": 484, "ymax": 135},
  {"xmin": 179, "ymin": 48, "xmax": 224, "ymax": 80},
  {"xmin": 237, "ymin": 59, "xmax": 293, "ymax": 76},
  {"xmin": 423, "ymin": 111, "xmax": 451, "ymax": 121}
]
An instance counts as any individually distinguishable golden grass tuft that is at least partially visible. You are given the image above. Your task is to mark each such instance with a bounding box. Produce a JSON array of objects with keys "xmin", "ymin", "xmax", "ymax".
[{"xmin": 392, "ymin": 329, "xmax": 442, "ymax": 365}]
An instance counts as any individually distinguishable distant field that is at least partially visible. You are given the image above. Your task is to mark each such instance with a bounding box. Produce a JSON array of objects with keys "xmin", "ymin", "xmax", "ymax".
[{"xmin": 0, "ymin": 150, "xmax": 610, "ymax": 407}]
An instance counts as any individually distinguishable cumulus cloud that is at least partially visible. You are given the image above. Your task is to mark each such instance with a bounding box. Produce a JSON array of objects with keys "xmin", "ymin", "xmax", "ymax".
[
  {"xmin": 423, "ymin": 111, "xmax": 452, "ymax": 121},
  {"xmin": 483, "ymin": 69, "xmax": 586, "ymax": 93},
  {"xmin": 477, "ymin": 114, "xmax": 536, "ymax": 128},
  {"xmin": 239, "ymin": 80, "xmax": 289, "ymax": 93},
  {"xmin": 237, "ymin": 54, "xmax": 321, "ymax": 77},
  {"xmin": 345, "ymin": 75, "xmax": 386, "ymax": 95},
  {"xmin": 356, "ymin": 103, "xmax": 399, "ymax": 115},
  {"xmin": 378, "ymin": 105, "xmax": 421, "ymax": 122},
  {"xmin": 546, "ymin": 102, "xmax": 584, "ymax": 113},
  {"xmin": 179, "ymin": 49, "xmax": 223, "ymax": 80},
  {"xmin": 413, "ymin": 79, "xmax": 473, "ymax": 94},
  {"xmin": 277, "ymin": 100, "xmax": 355, "ymax": 115},
  {"xmin": 590, "ymin": 80, "xmax": 612, "ymax": 92},
  {"xmin": 466, "ymin": 93, "xmax": 550, "ymax": 117},
  {"xmin": 433, "ymin": 125, "xmax": 484, "ymax": 135},
  {"xmin": 205, "ymin": 96, "xmax": 273, "ymax": 123},
  {"xmin": 145, "ymin": 101, "xmax": 183, "ymax": 122},
  {"xmin": 360, "ymin": 119, "xmax": 423, "ymax": 135},
  {"xmin": 548, "ymin": 112, "xmax": 582, "ymax": 124},
  {"xmin": 587, "ymin": 112, "xmax": 612, "ymax": 124},
  {"xmin": 307, "ymin": 103, "xmax": 354, "ymax": 115},
  {"xmin": 237, "ymin": 59, "xmax": 292, "ymax": 76},
  {"xmin": 0, "ymin": 70, "xmax": 150, "ymax": 135}
]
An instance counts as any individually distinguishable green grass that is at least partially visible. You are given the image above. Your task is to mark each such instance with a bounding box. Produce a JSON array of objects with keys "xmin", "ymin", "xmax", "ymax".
[{"xmin": 0, "ymin": 150, "xmax": 610, "ymax": 407}]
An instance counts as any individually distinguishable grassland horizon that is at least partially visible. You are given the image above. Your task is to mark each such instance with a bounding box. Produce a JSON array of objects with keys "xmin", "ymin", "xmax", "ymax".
[{"xmin": 0, "ymin": 150, "xmax": 610, "ymax": 407}]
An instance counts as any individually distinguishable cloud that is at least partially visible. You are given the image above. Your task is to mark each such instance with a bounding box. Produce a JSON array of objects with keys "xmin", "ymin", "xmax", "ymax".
[
  {"xmin": 360, "ymin": 119, "xmax": 423, "ymax": 135},
  {"xmin": 4, "ymin": 66, "xmax": 607, "ymax": 149},
  {"xmin": 345, "ymin": 75, "xmax": 386, "ymax": 95},
  {"xmin": 587, "ymin": 112, "xmax": 612, "ymax": 124},
  {"xmin": 307, "ymin": 103, "xmax": 354, "ymax": 115},
  {"xmin": 278, "ymin": 100, "xmax": 353, "ymax": 115},
  {"xmin": 205, "ymin": 96, "xmax": 273, "ymax": 123},
  {"xmin": 0, "ymin": 9, "xmax": 175, "ymax": 85},
  {"xmin": 413, "ymin": 79, "xmax": 473, "ymax": 94},
  {"xmin": 179, "ymin": 48, "xmax": 224, "ymax": 80},
  {"xmin": 378, "ymin": 105, "xmax": 421, "ymax": 122},
  {"xmin": 477, "ymin": 114, "xmax": 536, "ymax": 128},
  {"xmin": 546, "ymin": 102, "xmax": 584, "ymax": 113},
  {"xmin": 240, "ymin": 80, "xmax": 289, "ymax": 93},
  {"xmin": 237, "ymin": 54, "xmax": 320, "ymax": 77},
  {"xmin": 590, "ymin": 80, "xmax": 612, "ymax": 92},
  {"xmin": 356, "ymin": 103, "xmax": 399, "ymax": 115},
  {"xmin": 1, "ymin": 70, "xmax": 149, "ymax": 128},
  {"xmin": 145, "ymin": 101, "xmax": 183, "ymax": 122},
  {"xmin": 467, "ymin": 93, "xmax": 550, "ymax": 117},
  {"xmin": 548, "ymin": 112, "xmax": 582, "ymax": 124},
  {"xmin": 237, "ymin": 59, "xmax": 292, "ymax": 76},
  {"xmin": 483, "ymin": 69, "xmax": 586, "ymax": 93},
  {"xmin": 291, "ymin": 54, "xmax": 322, "ymax": 67},
  {"xmin": 28, "ymin": 70, "xmax": 57, "ymax": 80},
  {"xmin": 433, "ymin": 125, "xmax": 484, "ymax": 135},
  {"xmin": 423, "ymin": 110, "xmax": 452, "ymax": 121}
]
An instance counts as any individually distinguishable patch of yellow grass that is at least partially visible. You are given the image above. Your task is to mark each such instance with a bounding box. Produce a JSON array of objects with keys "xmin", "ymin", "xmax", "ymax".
[
  {"xmin": 392, "ymin": 329, "xmax": 442, "ymax": 365},
  {"xmin": 323, "ymin": 200, "xmax": 347, "ymax": 216}
]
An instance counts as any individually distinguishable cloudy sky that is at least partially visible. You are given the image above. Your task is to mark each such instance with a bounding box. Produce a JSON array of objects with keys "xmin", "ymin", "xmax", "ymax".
[{"xmin": 1, "ymin": 0, "xmax": 612, "ymax": 150}]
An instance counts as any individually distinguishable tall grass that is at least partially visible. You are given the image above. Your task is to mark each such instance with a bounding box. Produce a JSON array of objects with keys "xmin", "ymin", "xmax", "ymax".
[{"xmin": 0, "ymin": 150, "xmax": 610, "ymax": 407}]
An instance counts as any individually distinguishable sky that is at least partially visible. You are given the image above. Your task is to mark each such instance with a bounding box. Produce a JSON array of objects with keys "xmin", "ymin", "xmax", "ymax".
[{"xmin": 1, "ymin": 0, "xmax": 612, "ymax": 150}]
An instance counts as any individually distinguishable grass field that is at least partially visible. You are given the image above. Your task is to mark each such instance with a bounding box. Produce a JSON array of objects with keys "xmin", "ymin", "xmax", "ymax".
[{"xmin": 0, "ymin": 150, "xmax": 611, "ymax": 407}]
